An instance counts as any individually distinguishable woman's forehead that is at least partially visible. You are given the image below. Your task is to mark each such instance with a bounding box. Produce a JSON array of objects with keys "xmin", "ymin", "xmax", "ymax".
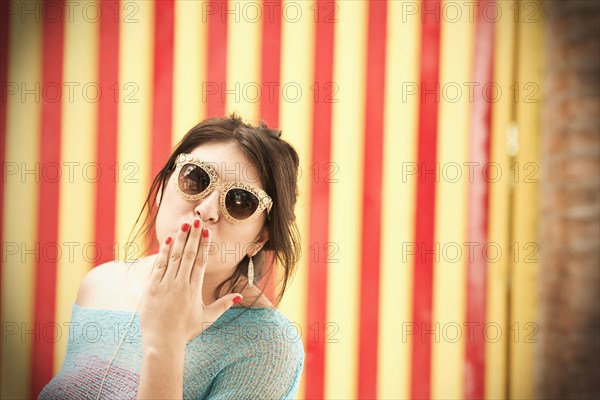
[{"xmin": 189, "ymin": 143, "xmax": 263, "ymax": 186}]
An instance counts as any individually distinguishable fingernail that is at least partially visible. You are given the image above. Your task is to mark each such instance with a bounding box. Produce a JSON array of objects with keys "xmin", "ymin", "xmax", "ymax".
[
  {"xmin": 233, "ymin": 295, "xmax": 243, "ymax": 304},
  {"xmin": 202, "ymin": 228, "xmax": 209, "ymax": 238},
  {"xmin": 193, "ymin": 218, "xmax": 201, "ymax": 229},
  {"xmin": 165, "ymin": 236, "xmax": 172, "ymax": 245},
  {"xmin": 181, "ymin": 223, "xmax": 190, "ymax": 232}
]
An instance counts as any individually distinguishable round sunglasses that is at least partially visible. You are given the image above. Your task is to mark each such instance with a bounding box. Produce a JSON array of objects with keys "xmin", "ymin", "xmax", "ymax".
[{"xmin": 172, "ymin": 153, "xmax": 273, "ymax": 224}]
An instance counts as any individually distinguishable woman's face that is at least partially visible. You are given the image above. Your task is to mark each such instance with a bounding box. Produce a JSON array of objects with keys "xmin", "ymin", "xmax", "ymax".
[{"xmin": 155, "ymin": 142, "xmax": 269, "ymax": 277}]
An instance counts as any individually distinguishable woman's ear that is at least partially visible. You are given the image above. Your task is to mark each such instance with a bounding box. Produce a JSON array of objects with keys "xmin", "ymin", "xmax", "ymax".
[{"xmin": 250, "ymin": 228, "xmax": 269, "ymax": 255}]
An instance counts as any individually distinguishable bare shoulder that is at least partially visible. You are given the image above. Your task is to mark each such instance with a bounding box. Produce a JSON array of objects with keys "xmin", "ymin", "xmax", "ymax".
[
  {"xmin": 75, "ymin": 255, "xmax": 157, "ymax": 310},
  {"xmin": 75, "ymin": 260, "xmax": 125, "ymax": 308}
]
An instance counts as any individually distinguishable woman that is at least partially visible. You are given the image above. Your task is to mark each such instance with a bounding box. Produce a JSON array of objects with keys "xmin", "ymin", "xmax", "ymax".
[{"xmin": 39, "ymin": 115, "xmax": 305, "ymax": 399}]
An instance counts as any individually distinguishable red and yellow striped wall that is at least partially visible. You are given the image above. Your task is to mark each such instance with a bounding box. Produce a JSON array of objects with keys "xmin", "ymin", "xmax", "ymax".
[{"xmin": 1, "ymin": 1, "xmax": 543, "ymax": 399}]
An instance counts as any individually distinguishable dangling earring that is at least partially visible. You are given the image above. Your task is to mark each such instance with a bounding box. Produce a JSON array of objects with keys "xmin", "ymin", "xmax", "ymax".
[{"xmin": 247, "ymin": 255, "xmax": 254, "ymax": 287}]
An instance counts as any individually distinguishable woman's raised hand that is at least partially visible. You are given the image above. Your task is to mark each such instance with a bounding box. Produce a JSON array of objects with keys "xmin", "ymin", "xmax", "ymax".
[{"xmin": 139, "ymin": 218, "xmax": 243, "ymax": 352}]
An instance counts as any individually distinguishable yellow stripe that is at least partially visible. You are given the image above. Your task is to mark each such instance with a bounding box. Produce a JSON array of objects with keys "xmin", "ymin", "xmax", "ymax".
[
  {"xmin": 115, "ymin": 0, "xmax": 154, "ymax": 255},
  {"xmin": 377, "ymin": 0, "xmax": 420, "ymax": 397},
  {"xmin": 511, "ymin": 0, "xmax": 542, "ymax": 397},
  {"xmin": 225, "ymin": 0, "xmax": 261, "ymax": 120},
  {"xmin": 1, "ymin": 2, "xmax": 42, "ymax": 397},
  {"xmin": 277, "ymin": 1, "xmax": 316, "ymax": 398},
  {"xmin": 486, "ymin": 1, "xmax": 515, "ymax": 397},
  {"xmin": 54, "ymin": 0, "xmax": 99, "ymax": 373},
  {"xmin": 431, "ymin": 2, "xmax": 474, "ymax": 398},
  {"xmin": 325, "ymin": 2, "xmax": 367, "ymax": 398},
  {"xmin": 172, "ymin": 0, "xmax": 206, "ymax": 146}
]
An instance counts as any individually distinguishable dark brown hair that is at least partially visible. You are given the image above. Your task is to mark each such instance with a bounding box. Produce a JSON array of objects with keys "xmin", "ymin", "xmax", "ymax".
[{"xmin": 127, "ymin": 114, "xmax": 301, "ymax": 308}]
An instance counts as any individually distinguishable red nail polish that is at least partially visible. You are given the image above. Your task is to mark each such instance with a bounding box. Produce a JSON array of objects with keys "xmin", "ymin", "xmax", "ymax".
[
  {"xmin": 181, "ymin": 223, "xmax": 190, "ymax": 232},
  {"xmin": 202, "ymin": 228, "xmax": 209, "ymax": 238},
  {"xmin": 193, "ymin": 219, "xmax": 201, "ymax": 229},
  {"xmin": 165, "ymin": 237, "xmax": 172, "ymax": 245},
  {"xmin": 233, "ymin": 295, "xmax": 243, "ymax": 304}
]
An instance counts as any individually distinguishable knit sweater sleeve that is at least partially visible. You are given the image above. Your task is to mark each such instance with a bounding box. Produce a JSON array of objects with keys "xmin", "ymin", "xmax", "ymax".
[{"xmin": 205, "ymin": 313, "xmax": 305, "ymax": 400}]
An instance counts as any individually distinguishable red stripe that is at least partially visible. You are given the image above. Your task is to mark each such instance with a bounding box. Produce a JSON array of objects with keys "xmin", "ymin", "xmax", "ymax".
[
  {"xmin": 357, "ymin": 2, "xmax": 387, "ymax": 398},
  {"xmin": 465, "ymin": 1, "xmax": 494, "ymax": 398},
  {"xmin": 151, "ymin": 0, "xmax": 174, "ymax": 178},
  {"xmin": 259, "ymin": 0, "xmax": 282, "ymax": 301},
  {"xmin": 259, "ymin": 0, "xmax": 281, "ymax": 126},
  {"xmin": 411, "ymin": 1, "xmax": 442, "ymax": 399},
  {"xmin": 206, "ymin": 0, "xmax": 227, "ymax": 117},
  {"xmin": 95, "ymin": 0, "xmax": 119, "ymax": 266},
  {"xmin": 0, "ymin": 0, "xmax": 10, "ymax": 330},
  {"xmin": 32, "ymin": 0, "xmax": 64, "ymax": 397},
  {"xmin": 305, "ymin": 0, "xmax": 335, "ymax": 397}
]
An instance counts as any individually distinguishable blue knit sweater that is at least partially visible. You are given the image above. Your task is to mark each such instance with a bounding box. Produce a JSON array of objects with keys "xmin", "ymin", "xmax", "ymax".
[{"xmin": 39, "ymin": 303, "xmax": 305, "ymax": 399}]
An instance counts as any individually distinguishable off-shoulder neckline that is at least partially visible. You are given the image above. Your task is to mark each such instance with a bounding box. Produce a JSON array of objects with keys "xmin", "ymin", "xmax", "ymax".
[{"xmin": 72, "ymin": 302, "xmax": 275, "ymax": 313}]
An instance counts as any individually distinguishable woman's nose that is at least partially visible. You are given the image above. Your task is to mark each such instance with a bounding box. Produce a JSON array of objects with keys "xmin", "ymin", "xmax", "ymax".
[{"xmin": 194, "ymin": 188, "xmax": 220, "ymax": 223}]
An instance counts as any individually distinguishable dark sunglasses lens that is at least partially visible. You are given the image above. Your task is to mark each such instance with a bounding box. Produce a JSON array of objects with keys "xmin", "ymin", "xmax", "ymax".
[
  {"xmin": 225, "ymin": 188, "xmax": 260, "ymax": 220},
  {"xmin": 179, "ymin": 164, "xmax": 210, "ymax": 195}
]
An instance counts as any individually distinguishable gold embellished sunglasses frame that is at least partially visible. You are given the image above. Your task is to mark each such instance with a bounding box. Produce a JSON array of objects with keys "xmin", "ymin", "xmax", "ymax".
[{"xmin": 172, "ymin": 153, "xmax": 273, "ymax": 224}]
